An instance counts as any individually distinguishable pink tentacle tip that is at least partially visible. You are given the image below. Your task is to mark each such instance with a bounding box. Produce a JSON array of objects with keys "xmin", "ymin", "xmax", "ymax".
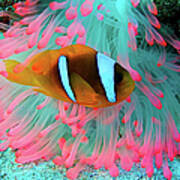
[
  {"xmin": 163, "ymin": 162, "xmax": 172, "ymax": 180},
  {"xmin": 148, "ymin": 2, "xmax": 158, "ymax": 16},
  {"xmin": 15, "ymin": 150, "xmax": 21, "ymax": 158},
  {"xmin": 76, "ymin": 36, "xmax": 86, "ymax": 45},
  {"xmin": 58, "ymin": 138, "xmax": 66, "ymax": 150},
  {"xmin": 121, "ymin": 117, "xmax": 126, "ymax": 123},
  {"xmin": 55, "ymin": 36, "xmax": 70, "ymax": 47},
  {"xmin": 80, "ymin": 136, "xmax": 88, "ymax": 143},
  {"xmin": 153, "ymin": 99, "xmax": 162, "ymax": 110},
  {"xmin": 36, "ymin": 105, "xmax": 42, "ymax": 110},
  {"xmin": 49, "ymin": 1, "xmax": 67, "ymax": 11},
  {"xmin": 126, "ymin": 96, "xmax": 131, "ymax": 103},
  {"xmin": 15, "ymin": 158, "xmax": 21, "ymax": 163},
  {"xmin": 114, "ymin": 152, "xmax": 120, "ymax": 161},
  {"xmin": 71, "ymin": 125, "xmax": 81, "ymax": 137},
  {"xmin": 66, "ymin": 168, "xmax": 79, "ymax": 180},
  {"xmin": 133, "ymin": 120, "xmax": 138, "ymax": 127},
  {"xmin": 157, "ymin": 63, "xmax": 162, "ymax": 67},
  {"xmin": 120, "ymin": 156, "xmax": 133, "ymax": 171},
  {"xmin": 109, "ymin": 164, "xmax": 119, "ymax": 177},
  {"xmin": 174, "ymin": 133, "xmax": 180, "ymax": 143},
  {"xmin": 146, "ymin": 165, "xmax": 154, "ymax": 178},
  {"xmin": 53, "ymin": 156, "xmax": 64, "ymax": 166},
  {"xmin": 12, "ymin": 2, "xmax": 22, "ymax": 9},
  {"xmin": 55, "ymin": 26, "xmax": 66, "ymax": 34},
  {"xmin": 131, "ymin": 0, "xmax": 140, "ymax": 8},
  {"xmin": 97, "ymin": 4, "xmax": 103, "ymax": 10},
  {"xmin": 37, "ymin": 131, "xmax": 43, "ymax": 138},
  {"xmin": 55, "ymin": 114, "xmax": 60, "ymax": 120},
  {"xmin": 116, "ymin": 138, "xmax": 125, "ymax": 148},
  {"xmin": 63, "ymin": 103, "xmax": 70, "ymax": 111},
  {"xmin": 155, "ymin": 152, "xmax": 162, "ymax": 169},
  {"xmin": 6, "ymin": 107, "xmax": 13, "ymax": 114},
  {"xmin": 77, "ymin": 24, "xmax": 86, "ymax": 37},
  {"xmin": 65, "ymin": 158, "xmax": 74, "ymax": 168},
  {"xmin": 135, "ymin": 127, "xmax": 142, "ymax": 137},
  {"xmin": 128, "ymin": 68, "xmax": 142, "ymax": 81},
  {"xmin": 80, "ymin": 0, "xmax": 93, "ymax": 17},
  {"xmin": 84, "ymin": 155, "xmax": 97, "ymax": 165},
  {"xmin": 65, "ymin": 6, "xmax": 78, "ymax": 20},
  {"xmin": 156, "ymin": 49, "xmax": 166, "ymax": 67},
  {"xmin": 160, "ymin": 40, "xmax": 167, "ymax": 47},
  {"xmin": 67, "ymin": 22, "xmax": 78, "ymax": 38},
  {"xmin": 96, "ymin": 13, "xmax": 104, "ymax": 21}
]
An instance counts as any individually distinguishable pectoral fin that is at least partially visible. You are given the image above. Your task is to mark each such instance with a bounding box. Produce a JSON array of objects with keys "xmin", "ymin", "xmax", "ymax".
[{"xmin": 70, "ymin": 72, "xmax": 100, "ymax": 106}]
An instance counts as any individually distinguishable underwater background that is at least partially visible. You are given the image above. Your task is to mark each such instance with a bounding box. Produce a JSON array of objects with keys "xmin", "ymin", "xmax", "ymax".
[{"xmin": 0, "ymin": 0, "xmax": 180, "ymax": 180}]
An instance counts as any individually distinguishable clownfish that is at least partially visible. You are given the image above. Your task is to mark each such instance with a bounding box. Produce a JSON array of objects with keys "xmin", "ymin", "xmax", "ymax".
[{"xmin": 1, "ymin": 44, "xmax": 135, "ymax": 108}]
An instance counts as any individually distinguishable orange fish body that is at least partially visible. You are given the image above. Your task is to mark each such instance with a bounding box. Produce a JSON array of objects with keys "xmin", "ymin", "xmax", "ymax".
[{"xmin": 2, "ymin": 44, "xmax": 135, "ymax": 108}]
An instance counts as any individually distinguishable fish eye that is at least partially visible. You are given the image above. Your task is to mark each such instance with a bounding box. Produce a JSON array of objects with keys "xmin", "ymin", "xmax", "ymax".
[
  {"xmin": 115, "ymin": 71, "xmax": 123, "ymax": 84},
  {"xmin": 114, "ymin": 63, "xmax": 123, "ymax": 84},
  {"xmin": 114, "ymin": 63, "xmax": 124, "ymax": 84}
]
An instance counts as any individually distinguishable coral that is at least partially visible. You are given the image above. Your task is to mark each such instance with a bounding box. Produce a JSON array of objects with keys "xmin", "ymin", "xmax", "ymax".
[{"xmin": 0, "ymin": 0, "xmax": 180, "ymax": 180}]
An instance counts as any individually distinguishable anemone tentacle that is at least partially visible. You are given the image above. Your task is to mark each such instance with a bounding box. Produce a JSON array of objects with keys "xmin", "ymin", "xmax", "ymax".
[{"xmin": 0, "ymin": 0, "xmax": 180, "ymax": 180}]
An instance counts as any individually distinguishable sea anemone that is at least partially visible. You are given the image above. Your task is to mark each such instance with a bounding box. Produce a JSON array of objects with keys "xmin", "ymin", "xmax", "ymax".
[{"xmin": 0, "ymin": 0, "xmax": 180, "ymax": 179}]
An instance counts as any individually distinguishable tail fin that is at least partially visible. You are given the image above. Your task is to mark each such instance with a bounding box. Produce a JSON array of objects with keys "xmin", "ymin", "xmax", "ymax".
[{"xmin": 1, "ymin": 60, "xmax": 37, "ymax": 86}]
